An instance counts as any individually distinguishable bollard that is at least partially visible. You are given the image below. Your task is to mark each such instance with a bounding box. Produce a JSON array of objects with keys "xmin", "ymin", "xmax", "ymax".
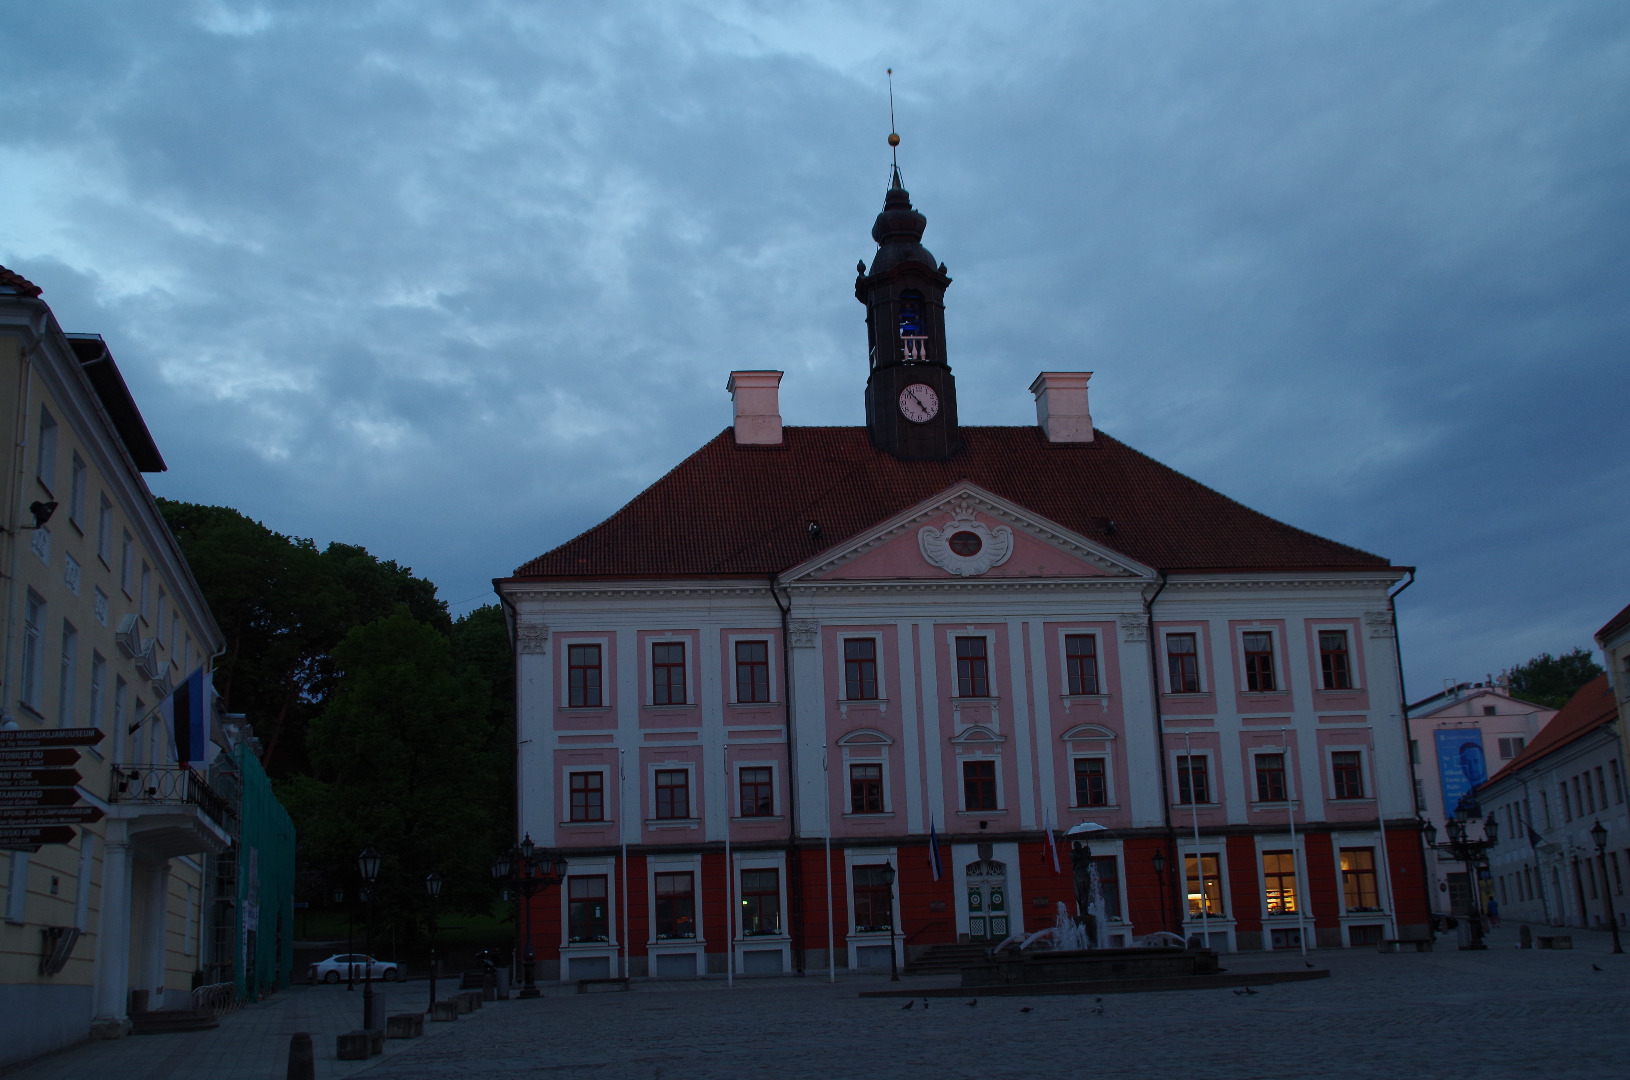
[
  {"xmin": 1519, "ymin": 924, "xmax": 1533, "ymax": 949},
  {"xmin": 287, "ymin": 1033, "xmax": 315, "ymax": 1080}
]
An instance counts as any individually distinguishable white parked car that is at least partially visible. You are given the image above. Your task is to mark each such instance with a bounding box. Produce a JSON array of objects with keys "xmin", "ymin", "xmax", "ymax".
[{"xmin": 308, "ymin": 953, "xmax": 399, "ymax": 983}]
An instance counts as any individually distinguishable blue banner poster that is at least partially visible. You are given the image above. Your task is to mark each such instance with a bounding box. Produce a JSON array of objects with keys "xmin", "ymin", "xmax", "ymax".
[{"xmin": 1435, "ymin": 728, "xmax": 1488, "ymax": 815}]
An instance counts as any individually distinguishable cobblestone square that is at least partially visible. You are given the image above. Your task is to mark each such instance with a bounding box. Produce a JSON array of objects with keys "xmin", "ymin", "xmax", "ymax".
[{"xmin": 6, "ymin": 933, "xmax": 1627, "ymax": 1080}]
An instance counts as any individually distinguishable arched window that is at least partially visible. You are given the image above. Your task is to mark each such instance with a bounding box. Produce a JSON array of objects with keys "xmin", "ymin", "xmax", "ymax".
[{"xmin": 898, "ymin": 291, "xmax": 928, "ymax": 361}]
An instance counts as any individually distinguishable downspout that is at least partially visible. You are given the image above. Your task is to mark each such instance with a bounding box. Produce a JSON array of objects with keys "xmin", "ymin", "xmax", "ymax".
[
  {"xmin": 769, "ymin": 573, "xmax": 805, "ymax": 974},
  {"xmin": 0, "ymin": 314, "xmax": 42, "ymax": 729},
  {"xmin": 1142, "ymin": 571, "xmax": 1177, "ymax": 932},
  {"xmin": 1386, "ymin": 568, "xmax": 1425, "ymax": 929}
]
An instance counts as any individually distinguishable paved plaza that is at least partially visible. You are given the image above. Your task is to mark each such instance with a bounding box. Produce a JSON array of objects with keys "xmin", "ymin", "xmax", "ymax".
[{"xmin": 5, "ymin": 931, "xmax": 1628, "ymax": 1080}]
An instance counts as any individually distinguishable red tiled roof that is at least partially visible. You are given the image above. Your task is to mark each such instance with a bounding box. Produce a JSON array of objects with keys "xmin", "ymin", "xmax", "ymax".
[
  {"xmin": 511, "ymin": 426, "xmax": 1391, "ymax": 579},
  {"xmin": 1485, "ymin": 674, "xmax": 1617, "ymax": 785},
  {"xmin": 1597, "ymin": 600, "xmax": 1630, "ymax": 644},
  {"xmin": 0, "ymin": 265, "xmax": 42, "ymax": 298}
]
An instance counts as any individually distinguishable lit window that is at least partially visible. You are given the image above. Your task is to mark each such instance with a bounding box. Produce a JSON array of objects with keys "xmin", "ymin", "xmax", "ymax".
[
  {"xmin": 1184, "ymin": 854, "xmax": 1224, "ymax": 916},
  {"xmin": 1065, "ymin": 634, "xmax": 1099, "ymax": 695},
  {"xmin": 1263, "ymin": 850, "xmax": 1298, "ymax": 914},
  {"xmin": 1340, "ymin": 848, "xmax": 1380, "ymax": 911}
]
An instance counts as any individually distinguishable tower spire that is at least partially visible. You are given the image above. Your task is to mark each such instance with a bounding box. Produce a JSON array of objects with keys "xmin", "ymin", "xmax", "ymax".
[{"xmin": 887, "ymin": 68, "xmax": 902, "ymax": 187}]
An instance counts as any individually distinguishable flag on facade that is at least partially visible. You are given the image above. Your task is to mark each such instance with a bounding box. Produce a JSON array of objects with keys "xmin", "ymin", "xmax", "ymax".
[
  {"xmin": 928, "ymin": 817, "xmax": 944, "ymax": 881},
  {"xmin": 1045, "ymin": 809, "xmax": 1061, "ymax": 873},
  {"xmin": 139, "ymin": 666, "xmax": 210, "ymax": 764},
  {"xmin": 1527, "ymin": 824, "xmax": 1544, "ymax": 849}
]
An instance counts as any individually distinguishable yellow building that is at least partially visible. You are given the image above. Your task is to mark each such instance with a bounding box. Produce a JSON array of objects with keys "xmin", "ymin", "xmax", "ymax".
[
  {"xmin": 1598, "ymin": 602, "xmax": 1630, "ymax": 820},
  {"xmin": 0, "ymin": 265, "xmax": 229, "ymax": 1064}
]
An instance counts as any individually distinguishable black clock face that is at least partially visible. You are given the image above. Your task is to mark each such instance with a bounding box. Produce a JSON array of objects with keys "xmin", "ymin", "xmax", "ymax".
[{"xmin": 899, "ymin": 383, "xmax": 940, "ymax": 422}]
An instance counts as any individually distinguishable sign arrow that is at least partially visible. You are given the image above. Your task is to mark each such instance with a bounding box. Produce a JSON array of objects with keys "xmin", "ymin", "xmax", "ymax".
[
  {"xmin": 0, "ymin": 728, "xmax": 103, "ymax": 748},
  {"xmin": 0, "ymin": 769, "xmax": 83, "ymax": 787},
  {"xmin": 0, "ymin": 749, "xmax": 80, "ymax": 768},
  {"xmin": 0, "ymin": 825, "xmax": 77, "ymax": 845},
  {"xmin": 0, "ymin": 805, "xmax": 104, "ymax": 825},
  {"xmin": 0, "ymin": 789, "xmax": 84, "ymax": 808}
]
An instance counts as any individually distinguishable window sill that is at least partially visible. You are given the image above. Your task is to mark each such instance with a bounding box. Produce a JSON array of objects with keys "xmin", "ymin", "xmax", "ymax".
[
  {"xmin": 645, "ymin": 818, "xmax": 700, "ymax": 829},
  {"xmin": 848, "ymin": 929, "xmax": 895, "ymax": 938},
  {"xmin": 560, "ymin": 820, "xmax": 613, "ymax": 828},
  {"xmin": 952, "ymin": 695, "xmax": 1001, "ymax": 706},
  {"xmin": 956, "ymin": 808, "xmax": 1004, "ymax": 817},
  {"xmin": 728, "ymin": 701, "xmax": 780, "ymax": 709},
  {"xmin": 1070, "ymin": 803, "xmax": 1119, "ymax": 812},
  {"xmin": 737, "ymin": 933, "xmax": 789, "ymax": 943},
  {"xmin": 560, "ymin": 706, "xmax": 612, "ymax": 714},
  {"xmin": 15, "ymin": 701, "xmax": 45, "ymax": 721},
  {"xmin": 561, "ymin": 941, "xmax": 615, "ymax": 951},
  {"xmin": 1060, "ymin": 694, "xmax": 1110, "ymax": 703},
  {"xmin": 842, "ymin": 812, "xmax": 895, "ymax": 820},
  {"xmin": 1162, "ymin": 691, "xmax": 1210, "ymax": 699},
  {"xmin": 1239, "ymin": 691, "xmax": 1286, "ymax": 698},
  {"xmin": 1331, "ymin": 797, "xmax": 1375, "ymax": 804},
  {"xmin": 731, "ymin": 815, "xmax": 784, "ymax": 823},
  {"xmin": 1249, "ymin": 801, "xmax": 1297, "ymax": 810},
  {"xmin": 645, "ymin": 703, "xmax": 697, "ymax": 711},
  {"xmin": 1314, "ymin": 688, "xmax": 1360, "ymax": 696},
  {"xmin": 1173, "ymin": 802, "xmax": 1222, "ymax": 810},
  {"xmin": 836, "ymin": 697, "xmax": 889, "ymax": 707}
]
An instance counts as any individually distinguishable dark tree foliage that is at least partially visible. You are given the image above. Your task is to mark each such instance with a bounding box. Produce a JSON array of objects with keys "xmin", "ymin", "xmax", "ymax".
[{"xmin": 1508, "ymin": 647, "xmax": 1604, "ymax": 710}]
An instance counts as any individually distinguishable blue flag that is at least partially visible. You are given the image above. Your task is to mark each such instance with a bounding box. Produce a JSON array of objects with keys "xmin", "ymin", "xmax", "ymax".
[{"xmin": 928, "ymin": 818, "xmax": 944, "ymax": 881}]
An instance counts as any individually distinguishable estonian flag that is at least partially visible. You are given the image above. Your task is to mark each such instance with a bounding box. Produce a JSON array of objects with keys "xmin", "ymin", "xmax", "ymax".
[
  {"xmin": 1045, "ymin": 810, "xmax": 1061, "ymax": 873},
  {"xmin": 162, "ymin": 667, "xmax": 210, "ymax": 765},
  {"xmin": 928, "ymin": 817, "xmax": 944, "ymax": 881}
]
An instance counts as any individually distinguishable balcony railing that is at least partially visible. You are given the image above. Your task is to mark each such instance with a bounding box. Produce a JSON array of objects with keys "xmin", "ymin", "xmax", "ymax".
[
  {"xmin": 900, "ymin": 335, "xmax": 929, "ymax": 361},
  {"xmin": 111, "ymin": 764, "xmax": 235, "ymax": 827}
]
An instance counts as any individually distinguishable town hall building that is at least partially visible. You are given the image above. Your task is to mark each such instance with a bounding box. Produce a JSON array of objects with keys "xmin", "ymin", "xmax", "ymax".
[{"xmin": 496, "ymin": 166, "xmax": 1427, "ymax": 980}]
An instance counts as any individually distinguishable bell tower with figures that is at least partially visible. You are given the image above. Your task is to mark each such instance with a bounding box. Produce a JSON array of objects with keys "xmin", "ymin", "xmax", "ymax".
[{"xmin": 858, "ymin": 121, "xmax": 962, "ymax": 460}]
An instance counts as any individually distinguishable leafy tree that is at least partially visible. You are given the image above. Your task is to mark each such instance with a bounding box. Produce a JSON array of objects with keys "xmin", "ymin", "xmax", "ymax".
[{"xmin": 1508, "ymin": 647, "xmax": 1603, "ymax": 710}]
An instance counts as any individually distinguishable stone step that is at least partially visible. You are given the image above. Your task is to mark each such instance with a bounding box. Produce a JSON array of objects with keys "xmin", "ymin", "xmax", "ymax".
[{"xmin": 130, "ymin": 1009, "xmax": 220, "ymax": 1035}]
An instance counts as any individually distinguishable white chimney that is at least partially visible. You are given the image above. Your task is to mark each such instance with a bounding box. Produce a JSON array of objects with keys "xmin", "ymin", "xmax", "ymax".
[
  {"xmin": 727, "ymin": 370, "xmax": 784, "ymax": 445},
  {"xmin": 1029, "ymin": 372, "xmax": 1094, "ymax": 443}
]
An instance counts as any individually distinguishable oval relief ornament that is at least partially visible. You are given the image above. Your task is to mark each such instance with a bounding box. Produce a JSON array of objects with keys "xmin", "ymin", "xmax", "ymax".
[{"xmin": 919, "ymin": 502, "xmax": 1014, "ymax": 577}]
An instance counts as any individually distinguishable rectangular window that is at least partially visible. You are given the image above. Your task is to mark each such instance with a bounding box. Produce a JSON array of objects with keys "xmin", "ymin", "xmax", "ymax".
[
  {"xmin": 36, "ymin": 407, "xmax": 57, "ymax": 489},
  {"xmin": 112, "ymin": 677, "xmax": 128, "ymax": 761},
  {"xmin": 1176, "ymin": 755, "xmax": 1210, "ymax": 805},
  {"xmin": 21, "ymin": 591, "xmax": 44, "ymax": 709},
  {"xmin": 654, "ymin": 872, "xmax": 695, "ymax": 939},
  {"xmin": 567, "ymin": 876, "xmax": 609, "ymax": 943},
  {"xmin": 140, "ymin": 562, "xmax": 151, "ymax": 620},
  {"xmin": 1612, "ymin": 760, "xmax": 1624, "ymax": 804},
  {"xmin": 1595, "ymin": 766, "xmax": 1608, "ymax": 810},
  {"xmin": 120, "ymin": 531, "xmax": 134, "ymax": 595},
  {"xmin": 58, "ymin": 621, "xmax": 77, "ymax": 726},
  {"xmin": 1409, "ymin": 739, "xmax": 1420, "ymax": 765},
  {"xmin": 1340, "ymin": 848, "xmax": 1380, "ymax": 911},
  {"xmin": 1497, "ymin": 737, "xmax": 1526, "ymax": 760},
  {"xmin": 1319, "ymin": 630, "xmax": 1352, "ymax": 690},
  {"xmin": 1580, "ymin": 775, "xmax": 1593, "ymax": 815},
  {"xmin": 740, "ymin": 869, "xmax": 781, "ymax": 936},
  {"xmin": 735, "ymin": 640, "xmax": 771, "ymax": 703},
  {"xmin": 69, "ymin": 453, "xmax": 87, "ymax": 527},
  {"xmin": 89, "ymin": 653, "xmax": 106, "ymax": 733},
  {"xmin": 852, "ymin": 865, "xmax": 894, "ymax": 932},
  {"xmin": 1073, "ymin": 757, "xmax": 1108, "ymax": 807},
  {"xmin": 843, "ymin": 639, "xmax": 878, "ymax": 700},
  {"xmin": 568, "ymin": 772, "xmax": 604, "ymax": 822},
  {"xmin": 1243, "ymin": 631, "xmax": 1276, "ymax": 692},
  {"xmin": 1262, "ymin": 850, "xmax": 1298, "ymax": 914},
  {"xmin": 98, "ymin": 496, "xmax": 113, "ymax": 563},
  {"xmin": 652, "ymin": 642, "xmax": 686, "ymax": 705},
  {"xmin": 849, "ymin": 763, "xmax": 884, "ymax": 814},
  {"xmin": 1090, "ymin": 856, "xmax": 1122, "ymax": 919},
  {"xmin": 1167, "ymin": 633, "xmax": 1200, "ymax": 693},
  {"xmin": 962, "ymin": 759, "xmax": 998, "ymax": 810},
  {"xmin": 739, "ymin": 766, "xmax": 773, "ymax": 817},
  {"xmin": 1255, "ymin": 753, "xmax": 1287, "ymax": 802},
  {"xmin": 1064, "ymin": 634, "xmax": 1099, "ymax": 695},
  {"xmin": 567, "ymin": 644, "xmax": 602, "ymax": 707},
  {"xmin": 654, "ymin": 769, "xmax": 690, "ymax": 819},
  {"xmin": 156, "ymin": 591, "xmax": 167, "ymax": 645},
  {"xmin": 955, "ymin": 636, "xmax": 990, "ymax": 697},
  {"xmin": 1332, "ymin": 751, "xmax": 1365, "ymax": 799},
  {"xmin": 1184, "ymin": 854, "xmax": 1224, "ymax": 916}
]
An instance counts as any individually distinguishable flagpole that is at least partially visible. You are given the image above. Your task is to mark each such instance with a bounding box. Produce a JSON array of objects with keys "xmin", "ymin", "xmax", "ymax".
[
  {"xmin": 619, "ymin": 749, "xmax": 629, "ymax": 979},
  {"xmin": 825, "ymin": 834, "xmax": 835, "ymax": 983},
  {"xmin": 1283, "ymin": 731, "xmax": 1307, "ymax": 957},
  {"xmin": 1187, "ymin": 732, "xmax": 1208, "ymax": 949},
  {"xmin": 725, "ymin": 752, "xmax": 734, "ymax": 989},
  {"xmin": 1369, "ymin": 730, "xmax": 1399, "ymax": 943}
]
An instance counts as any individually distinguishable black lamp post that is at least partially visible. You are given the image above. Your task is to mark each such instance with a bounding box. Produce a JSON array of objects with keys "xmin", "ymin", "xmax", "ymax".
[
  {"xmin": 492, "ymin": 834, "xmax": 568, "ymax": 998},
  {"xmin": 1151, "ymin": 852, "xmax": 1167, "ymax": 934},
  {"xmin": 359, "ymin": 846, "xmax": 382, "ymax": 1029},
  {"xmin": 426, "ymin": 872, "xmax": 443, "ymax": 1009},
  {"xmin": 879, "ymin": 862, "xmax": 899, "ymax": 982},
  {"xmin": 1590, "ymin": 820, "xmax": 1624, "ymax": 955},
  {"xmin": 1424, "ymin": 797, "xmax": 1498, "ymax": 950}
]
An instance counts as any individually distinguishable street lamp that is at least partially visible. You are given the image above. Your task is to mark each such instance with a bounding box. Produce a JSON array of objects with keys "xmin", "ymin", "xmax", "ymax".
[
  {"xmin": 1424, "ymin": 797, "xmax": 1498, "ymax": 950},
  {"xmin": 493, "ymin": 834, "xmax": 568, "ymax": 998},
  {"xmin": 1151, "ymin": 852, "xmax": 1167, "ymax": 933},
  {"xmin": 1590, "ymin": 820, "xmax": 1624, "ymax": 955},
  {"xmin": 879, "ymin": 862, "xmax": 899, "ymax": 982},
  {"xmin": 426, "ymin": 872, "xmax": 443, "ymax": 1009},
  {"xmin": 359, "ymin": 846, "xmax": 381, "ymax": 1029}
]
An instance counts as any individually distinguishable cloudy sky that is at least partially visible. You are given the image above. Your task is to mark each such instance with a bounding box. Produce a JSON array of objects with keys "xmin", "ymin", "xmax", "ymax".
[{"xmin": 3, "ymin": 1, "xmax": 1626, "ymax": 695}]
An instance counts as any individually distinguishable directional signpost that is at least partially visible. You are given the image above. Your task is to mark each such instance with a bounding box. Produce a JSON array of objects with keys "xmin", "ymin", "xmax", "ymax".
[{"xmin": 0, "ymin": 728, "xmax": 102, "ymax": 850}]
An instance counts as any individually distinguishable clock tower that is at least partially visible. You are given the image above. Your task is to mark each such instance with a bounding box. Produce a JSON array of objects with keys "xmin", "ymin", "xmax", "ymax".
[{"xmin": 857, "ymin": 167, "xmax": 962, "ymax": 461}]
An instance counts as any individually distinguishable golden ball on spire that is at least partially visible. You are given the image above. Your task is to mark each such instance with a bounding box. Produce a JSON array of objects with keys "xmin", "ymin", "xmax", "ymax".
[{"xmin": 888, "ymin": 132, "xmax": 900, "ymax": 147}]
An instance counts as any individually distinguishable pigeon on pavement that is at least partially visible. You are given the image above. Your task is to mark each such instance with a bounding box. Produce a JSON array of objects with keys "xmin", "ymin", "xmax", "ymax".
[
  {"xmin": 965, "ymin": 999, "xmax": 978, "ymax": 1007},
  {"xmin": 901, "ymin": 1000, "xmax": 915, "ymax": 1010}
]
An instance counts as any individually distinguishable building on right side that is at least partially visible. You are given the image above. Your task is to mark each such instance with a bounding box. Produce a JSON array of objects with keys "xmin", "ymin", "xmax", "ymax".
[{"xmin": 1478, "ymin": 674, "xmax": 1626, "ymax": 932}]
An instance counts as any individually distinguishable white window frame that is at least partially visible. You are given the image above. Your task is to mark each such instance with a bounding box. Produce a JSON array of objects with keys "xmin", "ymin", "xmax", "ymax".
[
  {"xmin": 732, "ymin": 852, "xmax": 789, "ymax": 941},
  {"xmin": 1236, "ymin": 624, "xmax": 1284, "ymax": 695},
  {"xmin": 558, "ymin": 636, "xmax": 611, "ymax": 710},
  {"xmin": 140, "ymin": 562, "xmax": 151, "ymax": 621},
  {"xmin": 732, "ymin": 760, "xmax": 780, "ymax": 819},
  {"xmin": 89, "ymin": 652, "xmax": 107, "ymax": 738},
  {"xmin": 836, "ymin": 729, "xmax": 894, "ymax": 817},
  {"xmin": 647, "ymin": 761, "xmax": 698, "ymax": 825},
  {"xmin": 36, "ymin": 407, "xmax": 57, "ymax": 491},
  {"xmin": 68, "ymin": 452, "xmax": 87, "ymax": 529},
  {"xmin": 1326, "ymin": 745, "xmax": 1373, "ymax": 802},
  {"xmin": 1055, "ymin": 627, "xmax": 1107, "ymax": 699},
  {"xmin": 1310, "ymin": 622, "xmax": 1362, "ymax": 692},
  {"xmin": 97, "ymin": 495, "xmax": 113, "ymax": 566},
  {"xmin": 157, "ymin": 590, "xmax": 168, "ymax": 646},
  {"xmin": 559, "ymin": 854, "xmax": 618, "ymax": 951},
  {"xmin": 1068, "ymin": 753, "xmax": 1115, "ymax": 810},
  {"xmin": 560, "ymin": 764, "xmax": 613, "ymax": 825},
  {"xmin": 1253, "ymin": 836, "xmax": 1308, "ymax": 926},
  {"xmin": 1250, "ymin": 749, "xmax": 1293, "ymax": 807},
  {"xmin": 1162, "ymin": 627, "xmax": 1208, "ymax": 694},
  {"xmin": 646, "ymin": 853, "xmax": 705, "ymax": 947},
  {"xmin": 835, "ymin": 632, "xmax": 887, "ymax": 703},
  {"xmin": 1172, "ymin": 748, "xmax": 1219, "ymax": 807},
  {"xmin": 955, "ymin": 741, "xmax": 1004, "ymax": 815},
  {"xmin": 844, "ymin": 846, "xmax": 902, "ymax": 947},
  {"xmin": 726, "ymin": 633, "xmax": 779, "ymax": 705},
  {"xmin": 647, "ymin": 636, "xmax": 694, "ymax": 708},
  {"xmin": 1177, "ymin": 840, "xmax": 1232, "ymax": 925},
  {"xmin": 112, "ymin": 677, "xmax": 129, "ymax": 761},
  {"xmin": 120, "ymin": 531, "xmax": 134, "ymax": 597},
  {"xmin": 21, "ymin": 591, "xmax": 45, "ymax": 711},
  {"xmin": 944, "ymin": 627, "xmax": 1000, "ymax": 701}
]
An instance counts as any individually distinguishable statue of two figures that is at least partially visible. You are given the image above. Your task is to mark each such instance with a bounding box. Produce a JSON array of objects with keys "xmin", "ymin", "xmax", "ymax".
[{"xmin": 1069, "ymin": 840, "xmax": 1102, "ymax": 950}]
